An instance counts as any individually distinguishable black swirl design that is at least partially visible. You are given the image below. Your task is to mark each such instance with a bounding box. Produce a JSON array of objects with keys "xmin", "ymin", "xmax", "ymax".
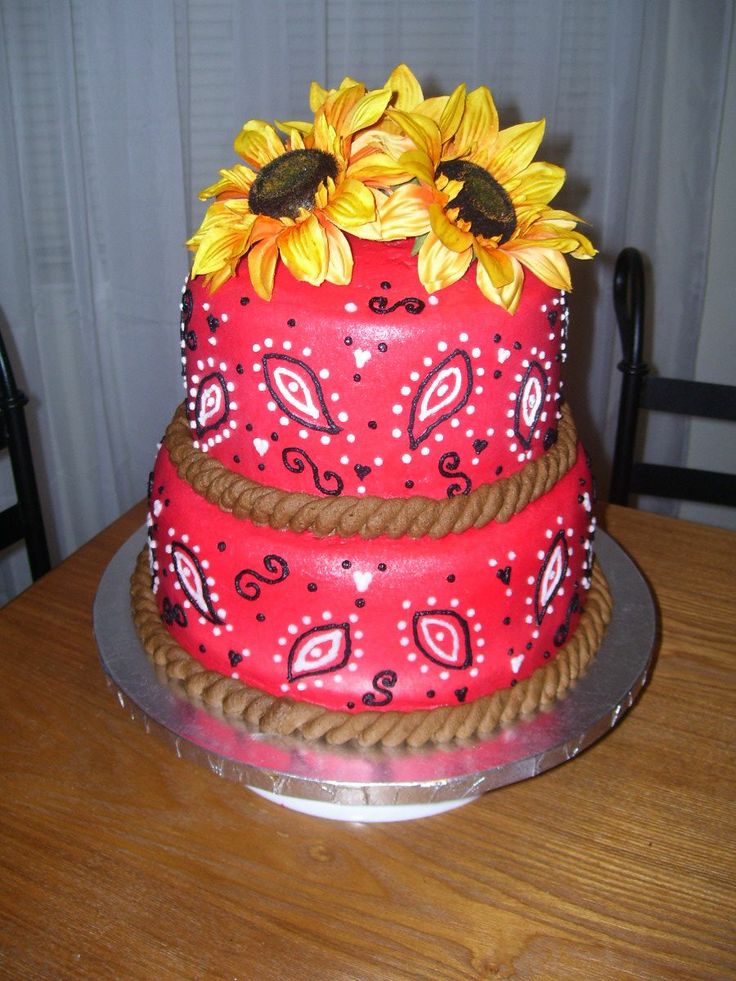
[
  {"xmin": 368, "ymin": 295, "xmax": 425, "ymax": 315},
  {"xmin": 162, "ymin": 596, "xmax": 187, "ymax": 628},
  {"xmin": 362, "ymin": 669, "xmax": 398, "ymax": 707},
  {"xmin": 235, "ymin": 554, "xmax": 290, "ymax": 601},
  {"xmin": 554, "ymin": 592, "xmax": 582, "ymax": 647},
  {"xmin": 282, "ymin": 447, "xmax": 344, "ymax": 496},
  {"xmin": 438, "ymin": 451, "xmax": 472, "ymax": 497},
  {"xmin": 181, "ymin": 288, "xmax": 193, "ymax": 326},
  {"xmin": 179, "ymin": 289, "xmax": 196, "ymax": 363}
]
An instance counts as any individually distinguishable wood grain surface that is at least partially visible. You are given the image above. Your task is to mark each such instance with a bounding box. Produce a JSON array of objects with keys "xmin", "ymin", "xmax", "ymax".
[{"xmin": 0, "ymin": 502, "xmax": 734, "ymax": 980}]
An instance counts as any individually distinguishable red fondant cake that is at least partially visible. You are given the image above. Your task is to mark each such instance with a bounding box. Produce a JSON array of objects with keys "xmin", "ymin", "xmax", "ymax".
[{"xmin": 132, "ymin": 66, "xmax": 611, "ymax": 747}]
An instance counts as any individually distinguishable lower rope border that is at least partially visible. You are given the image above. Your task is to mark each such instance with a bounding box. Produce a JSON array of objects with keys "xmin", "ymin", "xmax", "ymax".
[{"xmin": 130, "ymin": 548, "xmax": 613, "ymax": 749}]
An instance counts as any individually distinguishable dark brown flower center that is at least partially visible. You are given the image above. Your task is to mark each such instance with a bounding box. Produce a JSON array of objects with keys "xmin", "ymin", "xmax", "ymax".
[
  {"xmin": 248, "ymin": 149, "xmax": 339, "ymax": 220},
  {"xmin": 436, "ymin": 159, "xmax": 516, "ymax": 243}
]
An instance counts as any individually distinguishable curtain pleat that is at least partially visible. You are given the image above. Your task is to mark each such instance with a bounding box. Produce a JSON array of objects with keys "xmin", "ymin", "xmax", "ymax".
[{"xmin": 0, "ymin": 0, "xmax": 732, "ymax": 603}]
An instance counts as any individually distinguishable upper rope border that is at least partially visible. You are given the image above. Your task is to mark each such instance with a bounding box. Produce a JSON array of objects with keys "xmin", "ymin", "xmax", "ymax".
[{"xmin": 162, "ymin": 402, "xmax": 578, "ymax": 540}]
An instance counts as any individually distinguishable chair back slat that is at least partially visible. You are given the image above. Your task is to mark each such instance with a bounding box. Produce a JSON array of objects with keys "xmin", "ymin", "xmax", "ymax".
[
  {"xmin": 609, "ymin": 248, "xmax": 736, "ymax": 510},
  {"xmin": 642, "ymin": 377, "xmax": 736, "ymax": 420},
  {"xmin": 0, "ymin": 324, "xmax": 51, "ymax": 582}
]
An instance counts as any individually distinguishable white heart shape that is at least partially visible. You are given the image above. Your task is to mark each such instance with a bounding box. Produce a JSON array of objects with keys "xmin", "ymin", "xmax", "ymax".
[
  {"xmin": 353, "ymin": 570, "xmax": 373, "ymax": 593},
  {"xmin": 354, "ymin": 348, "xmax": 372, "ymax": 369},
  {"xmin": 511, "ymin": 654, "xmax": 525, "ymax": 674},
  {"xmin": 253, "ymin": 438, "xmax": 269, "ymax": 457},
  {"xmin": 498, "ymin": 348, "xmax": 511, "ymax": 364}
]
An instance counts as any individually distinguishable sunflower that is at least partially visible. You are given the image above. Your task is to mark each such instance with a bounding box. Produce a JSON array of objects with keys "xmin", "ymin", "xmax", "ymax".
[
  {"xmin": 385, "ymin": 85, "xmax": 596, "ymax": 313},
  {"xmin": 187, "ymin": 81, "xmax": 395, "ymax": 298}
]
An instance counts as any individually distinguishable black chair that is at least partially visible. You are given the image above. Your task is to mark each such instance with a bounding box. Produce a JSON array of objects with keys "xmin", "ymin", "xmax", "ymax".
[
  {"xmin": 0, "ymin": 325, "xmax": 51, "ymax": 580},
  {"xmin": 609, "ymin": 247, "xmax": 736, "ymax": 508}
]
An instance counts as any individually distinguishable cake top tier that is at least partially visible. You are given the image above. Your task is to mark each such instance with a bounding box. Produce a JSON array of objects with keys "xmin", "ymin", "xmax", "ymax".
[{"xmin": 187, "ymin": 64, "xmax": 595, "ymax": 314}]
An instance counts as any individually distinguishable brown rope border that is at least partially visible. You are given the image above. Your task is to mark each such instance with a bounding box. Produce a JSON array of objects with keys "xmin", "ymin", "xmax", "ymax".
[
  {"xmin": 164, "ymin": 403, "xmax": 578, "ymax": 540},
  {"xmin": 131, "ymin": 547, "xmax": 612, "ymax": 749}
]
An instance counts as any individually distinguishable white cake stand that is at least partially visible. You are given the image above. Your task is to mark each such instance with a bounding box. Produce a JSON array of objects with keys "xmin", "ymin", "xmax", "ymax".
[{"xmin": 94, "ymin": 529, "xmax": 656, "ymax": 822}]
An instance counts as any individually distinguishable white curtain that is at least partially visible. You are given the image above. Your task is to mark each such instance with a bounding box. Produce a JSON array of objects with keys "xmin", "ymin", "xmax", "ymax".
[{"xmin": 1, "ymin": 0, "xmax": 732, "ymax": 604}]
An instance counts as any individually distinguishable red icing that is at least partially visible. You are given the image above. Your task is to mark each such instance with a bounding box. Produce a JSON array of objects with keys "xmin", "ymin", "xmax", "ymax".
[
  {"xmin": 181, "ymin": 237, "xmax": 567, "ymax": 499},
  {"xmin": 153, "ymin": 236, "xmax": 598, "ymax": 717},
  {"xmin": 148, "ymin": 442, "xmax": 595, "ymax": 713}
]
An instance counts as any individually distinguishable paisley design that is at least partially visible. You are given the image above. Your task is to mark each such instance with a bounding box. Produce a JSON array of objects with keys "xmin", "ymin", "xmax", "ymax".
[
  {"xmin": 171, "ymin": 541, "xmax": 222, "ymax": 623},
  {"xmin": 412, "ymin": 609, "xmax": 472, "ymax": 670},
  {"xmin": 262, "ymin": 353, "xmax": 340, "ymax": 433},
  {"xmin": 535, "ymin": 530, "xmax": 569, "ymax": 624},
  {"xmin": 282, "ymin": 447, "xmax": 344, "ymax": 496},
  {"xmin": 288, "ymin": 623, "xmax": 352, "ymax": 681},
  {"xmin": 514, "ymin": 361, "xmax": 548, "ymax": 449},
  {"xmin": 408, "ymin": 349, "xmax": 473, "ymax": 449},
  {"xmin": 195, "ymin": 372, "xmax": 230, "ymax": 437},
  {"xmin": 235, "ymin": 554, "xmax": 289, "ymax": 601}
]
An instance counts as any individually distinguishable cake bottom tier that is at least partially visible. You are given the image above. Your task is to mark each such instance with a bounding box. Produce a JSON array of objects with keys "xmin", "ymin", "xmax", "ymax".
[{"xmin": 135, "ymin": 442, "xmax": 611, "ymax": 746}]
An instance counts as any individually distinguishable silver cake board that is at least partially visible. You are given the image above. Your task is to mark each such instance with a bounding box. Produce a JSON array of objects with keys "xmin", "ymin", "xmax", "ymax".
[{"xmin": 94, "ymin": 529, "xmax": 656, "ymax": 822}]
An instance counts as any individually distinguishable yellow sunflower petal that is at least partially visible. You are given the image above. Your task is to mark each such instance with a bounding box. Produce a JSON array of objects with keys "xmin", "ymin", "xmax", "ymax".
[
  {"xmin": 287, "ymin": 128, "xmax": 306, "ymax": 151},
  {"xmin": 234, "ymin": 120, "xmax": 286, "ymax": 168},
  {"xmin": 375, "ymin": 183, "xmax": 433, "ymax": 240},
  {"xmin": 204, "ymin": 263, "xmax": 238, "ymax": 294},
  {"xmin": 309, "ymin": 81, "xmax": 329, "ymax": 112},
  {"xmin": 198, "ymin": 165, "xmax": 256, "ymax": 201},
  {"xmin": 278, "ymin": 213, "xmax": 328, "ymax": 285},
  {"xmin": 189, "ymin": 199, "xmax": 249, "ymax": 239},
  {"xmin": 344, "ymin": 87, "xmax": 393, "ymax": 135},
  {"xmin": 475, "ymin": 256, "xmax": 524, "ymax": 313},
  {"xmin": 505, "ymin": 161, "xmax": 565, "ymax": 206},
  {"xmin": 511, "ymin": 245, "xmax": 572, "ymax": 291},
  {"xmin": 388, "ymin": 108, "xmax": 441, "ymax": 163},
  {"xmin": 247, "ymin": 237, "xmax": 279, "ymax": 300},
  {"xmin": 415, "ymin": 95, "xmax": 449, "ymax": 126},
  {"xmin": 438, "ymin": 83, "xmax": 466, "ymax": 143},
  {"xmin": 474, "ymin": 241, "xmax": 515, "ymax": 288},
  {"xmin": 275, "ymin": 118, "xmax": 312, "ymax": 135},
  {"xmin": 448, "ymin": 86, "xmax": 499, "ymax": 158},
  {"xmin": 512, "ymin": 225, "xmax": 597, "ymax": 258},
  {"xmin": 190, "ymin": 231, "xmax": 242, "ymax": 277},
  {"xmin": 429, "ymin": 203, "xmax": 475, "ymax": 253},
  {"xmin": 347, "ymin": 147, "xmax": 417, "ymax": 186},
  {"xmin": 189, "ymin": 213, "xmax": 257, "ymax": 275},
  {"xmin": 323, "ymin": 177, "xmax": 376, "ymax": 229},
  {"xmin": 417, "ymin": 231, "xmax": 473, "ymax": 293},
  {"xmin": 489, "ymin": 119, "xmax": 546, "ymax": 184},
  {"xmin": 396, "ymin": 148, "xmax": 437, "ymax": 187},
  {"xmin": 385, "ymin": 64, "xmax": 424, "ymax": 110},
  {"xmin": 310, "ymin": 112, "xmax": 341, "ymax": 160},
  {"xmin": 322, "ymin": 222, "xmax": 354, "ymax": 285},
  {"xmin": 249, "ymin": 213, "xmax": 288, "ymax": 244},
  {"xmin": 322, "ymin": 83, "xmax": 368, "ymax": 135}
]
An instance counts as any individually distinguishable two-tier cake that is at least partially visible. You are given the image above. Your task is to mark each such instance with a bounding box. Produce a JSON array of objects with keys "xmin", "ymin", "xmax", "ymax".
[{"xmin": 131, "ymin": 65, "xmax": 611, "ymax": 748}]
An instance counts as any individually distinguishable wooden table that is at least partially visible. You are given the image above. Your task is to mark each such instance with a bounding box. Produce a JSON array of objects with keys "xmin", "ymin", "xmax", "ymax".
[{"xmin": 1, "ymin": 503, "xmax": 734, "ymax": 979}]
